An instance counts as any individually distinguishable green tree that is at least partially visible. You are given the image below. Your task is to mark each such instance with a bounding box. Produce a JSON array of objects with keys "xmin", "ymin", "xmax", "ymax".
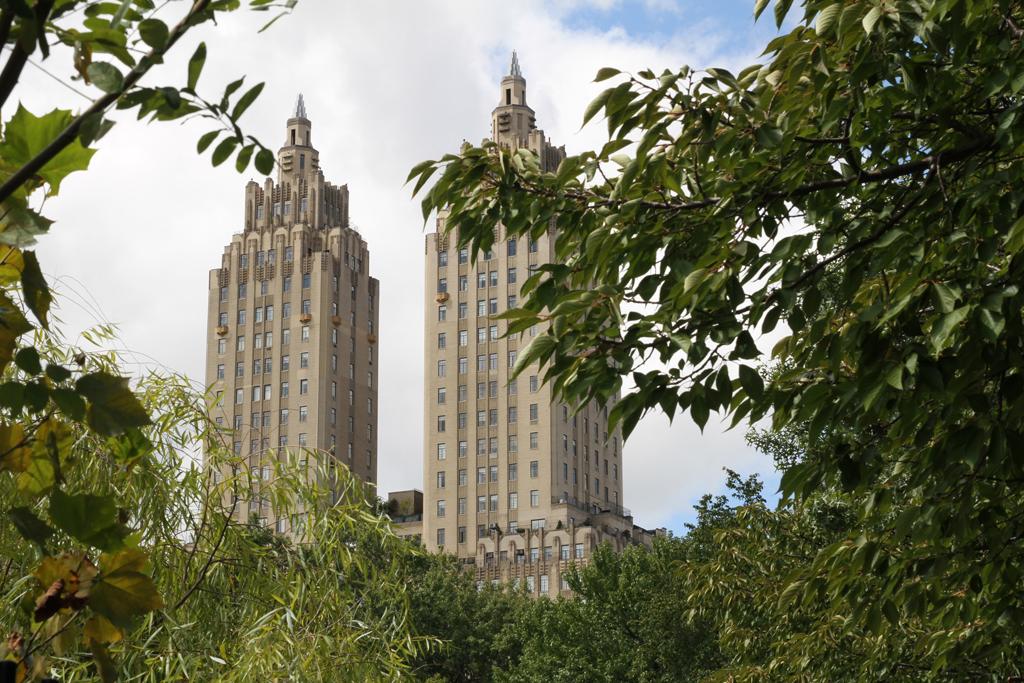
[
  {"xmin": 492, "ymin": 540, "xmax": 721, "ymax": 683},
  {"xmin": 411, "ymin": 0, "xmax": 1024, "ymax": 676}
]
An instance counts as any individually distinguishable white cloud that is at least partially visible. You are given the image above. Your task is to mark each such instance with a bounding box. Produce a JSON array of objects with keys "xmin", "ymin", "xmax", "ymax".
[{"xmin": 19, "ymin": 0, "xmax": 773, "ymax": 531}]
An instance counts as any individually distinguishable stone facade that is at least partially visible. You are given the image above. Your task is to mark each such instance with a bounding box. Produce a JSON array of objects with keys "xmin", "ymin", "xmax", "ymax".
[
  {"xmin": 205, "ymin": 96, "xmax": 379, "ymax": 531},
  {"xmin": 421, "ymin": 55, "xmax": 656, "ymax": 597}
]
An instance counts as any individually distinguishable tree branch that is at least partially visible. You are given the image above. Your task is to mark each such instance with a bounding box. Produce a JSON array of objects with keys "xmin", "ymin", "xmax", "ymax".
[{"xmin": 0, "ymin": 0, "xmax": 212, "ymax": 205}]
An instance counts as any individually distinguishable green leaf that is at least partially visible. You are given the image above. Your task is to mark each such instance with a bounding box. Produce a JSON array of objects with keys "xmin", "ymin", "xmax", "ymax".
[
  {"xmin": 753, "ymin": 0, "xmax": 770, "ymax": 20},
  {"xmin": 254, "ymin": 148, "xmax": 275, "ymax": 175},
  {"xmin": 815, "ymin": 3, "xmax": 841, "ymax": 34},
  {"xmin": 756, "ymin": 124, "xmax": 783, "ymax": 148},
  {"xmin": 75, "ymin": 372, "xmax": 151, "ymax": 436},
  {"xmin": 211, "ymin": 137, "xmax": 238, "ymax": 167},
  {"xmin": 14, "ymin": 347, "xmax": 41, "ymax": 375},
  {"xmin": 774, "ymin": 0, "xmax": 794, "ymax": 28},
  {"xmin": 196, "ymin": 130, "xmax": 219, "ymax": 154},
  {"xmin": 90, "ymin": 548, "xmax": 164, "ymax": 628},
  {"xmin": 235, "ymin": 144, "xmax": 254, "ymax": 173},
  {"xmin": 21, "ymin": 251, "xmax": 51, "ymax": 329},
  {"xmin": 594, "ymin": 67, "xmax": 621, "ymax": 82},
  {"xmin": 738, "ymin": 364, "xmax": 764, "ymax": 399},
  {"xmin": 931, "ymin": 282, "xmax": 957, "ymax": 314},
  {"xmin": 582, "ymin": 87, "xmax": 613, "ymax": 128},
  {"xmin": 187, "ymin": 42, "xmax": 206, "ymax": 91},
  {"xmin": 7, "ymin": 506, "xmax": 53, "ymax": 547},
  {"xmin": 137, "ymin": 18, "xmax": 168, "ymax": 49},
  {"xmin": 230, "ymin": 82, "xmax": 264, "ymax": 121},
  {"xmin": 86, "ymin": 62, "xmax": 124, "ymax": 94},
  {"xmin": 929, "ymin": 305, "xmax": 970, "ymax": 352},
  {"xmin": 0, "ymin": 200, "xmax": 53, "ymax": 246},
  {"xmin": 0, "ymin": 105, "xmax": 97, "ymax": 197},
  {"xmin": 49, "ymin": 489, "xmax": 127, "ymax": 551},
  {"xmin": 862, "ymin": 6, "xmax": 882, "ymax": 34}
]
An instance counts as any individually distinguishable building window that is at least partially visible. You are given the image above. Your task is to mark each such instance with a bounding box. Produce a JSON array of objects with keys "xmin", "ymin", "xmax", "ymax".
[
  {"xmin": 437, "ymin": 471, "xmax": 446, "ymax": 488},
  {"xmin": 254, "ymin": 307, "xmax": 263, "ymax": 324},
  {"xmin": 234, "ymin": 388, "xmax": 243, "ymax": 405},
  {"xmin": 508, "ymin": 434, "xmax": 518, "ymax": 452},
  {"xmin": 529, "ymin": 403, "xmax": 538, "ymax": 422},
  {"xmin": 236, "ymin": 336, "xmax": 245, "ymax": 352},
  {"xmin": 488, "ymin": 353, "xmax": 497, "ymax": 371},
  {"xmin": 529, "ymin": 238, "xmax": 538, "ymax": 253},
  {"xmin": 489, "ymin": 494, "xmax": 498, "ymax": 512},
  {"xmin": 217, "ymin": 338, "xmax": 227, "ymax": 354},
  {"xmin": 477, "ymin": 300, "xmax": 486, "ymax": 317},
  {"xmin": 437, "ymin": 500, "xmax": 446, "ymax": 517},
  {"xmin": 477, "ymin": 496, "xmax": 486, "ymax": 512},
  {"xmin": 300, "ymin": 352, "xmax": 309, "ymax": 368},
  {"xmin": 438, "ymin": 332, "xmax": 446, "ymax": 349},
  {"xmin": 529, "ymin": 432, "xmax": 538, "ymax": 449},
  {"xmin": 508, "ymin": 406, "xmax": 517, "ymax": 423},
  {"xmin": 437, "ymin": 359, "xmax": 447, "ymax": 377},
  {"xmin": 299, "ymin": 406, "xmax": 308, "ymax": 423},
  {"xmin": 477, "ymin": 467, "xmax": 486, "ymax": 484},
  {"xmin": 438, "ymin": 304, "xmax": 447, "ymax": 321},
  {"xmin": 301, "ymin": 326, "xmax": 310, "ymax": 342},
  {"xmin": 218, "ymin": 312, "xmax": 228, "ymax": 326},
  {"xmin": 299, "ymin": 379, "xmax": 309, "ymax": 395},
  {"xmin": 437, "ymin": 277, "xmax": 448, "ymax": 293},
  {"xmin": 219, "ymin": 286, "xmax": 228, "ymax": 302},
  {"xmin": 530, "ymin": 460, "xmax": 539, "ymax": 478},
  {"xmin": 508, "ymin": 294, "xmax": 518, "ymax": 308},
  {"xmin": 489, "ymin": 270, "xmax": 498, "ymax": 287},
  {"xmin": 507, "ymin": 238, "xmax": 517, "ymax": 256},
  {"xmin": 458, "ymin": 330, "xmax": 468, "ymax": 347},
  {"xmin": 530, "ymin": 490, "xmax": 540, "ymax": 507},
  {"xmin": 488, "ymin": 298, "xmax": 497, "ymax": 315},
  {"xmin": 437, "ymin": 387, "xmax": 446, "ymax": 404},
  {"xmin": 530, "ymin": 375, "xmax": 539, "ymax": 392},
  {"xmin": 437, "ymin": 415, "xmax": 447, "ymax": 432},
  {"xmin": 458, "ymin": 468, "xmax": 467, "ymax": 486},
  {"xmin": 508, "ymin": 350, "xmax": 517, "ymax": 368},
  {"xmin": 458, "ymin": 357, "xmax": 467, "ymax": 374},
  {"xmin": 216, "ymin": 364, "xmax": 224, "ymax": 379},
  {"xmin": 436, "ymin": 528, "xmax": 445, "ymax": 547},
  {"xmin": 489, "ymin": 324, "xmax": 498, "ymax": 341},
  {"xmin": 509, "ymin": 492, "xmax": 518, "ymax": 510},
  {"xmin": 438, "ymin": 250, "xmax": 448, "ymax": 267},
  {"xmin": 458, "ymin": 275, "xmax": 468, "ymax": 291},
  {"xmin": 507, "ymin": 267, "xmax": 517, "ymax": 284},
  {"xmin": 281, "ymin": 381, "xmax": 289, "ymax": 397},
  {"xmin": 477, "ymin": 272, "xmax": 487, "ymax": 289},
  {"xmin": 458, "ymin": 302, "xmax": 467, "ymax": 319},
  {"xmin": 457, "ymin": 526, "xmax": 466, "ymax": 543},
  {"xmin": 508, "ymin": 463, "xmax": 517, "ymax": 481},
  {"xmin": 302, "ymin": 273, "xmax": 311, "ymax": 289},
  {"xmin": 238, "ymin": 283, "xmax": 247, "ymax": 299},
  {"xmin": 458, "ymin": 247, "xmax": 468, "ymax": 264},
  {"xmin": 458, "ymin": 440, "xmax": 467, "ymax": 457},
  {"xmin": 281, "ymin": 355, "xmax": 290, "ymax": 371},
  {"xmin": 489, "ymin": 465, "xmax": 498, "ymax": 482}
]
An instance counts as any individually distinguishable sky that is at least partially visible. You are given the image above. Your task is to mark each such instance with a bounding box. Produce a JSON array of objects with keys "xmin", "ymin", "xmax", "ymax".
[{"xmin": 20, "ymin": 0, "xmax": 785, "ymax": 533}]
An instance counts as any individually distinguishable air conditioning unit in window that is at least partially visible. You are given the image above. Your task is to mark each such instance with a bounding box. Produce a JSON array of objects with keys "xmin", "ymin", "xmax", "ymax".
[
  {"xmin": 215, "ymin": 325, "xmax": 228, "ymax": 336},
  {"xmin": 299, "ymin": 313, "xmax": 312, "ymax": 323},
  {"xmin": 435, "ymin": 292, "xmax": 450, "ymax": 303},
  {"xmin": 331, "ymin": 315, "xmax": 342, "ymax": 326}
]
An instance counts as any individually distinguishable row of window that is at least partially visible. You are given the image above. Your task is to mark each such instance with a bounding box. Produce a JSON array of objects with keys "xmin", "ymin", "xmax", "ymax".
[
  {"xmin": 237, "ymin": 247, "xmax": 296, "ymax": 269},
  {"xmin": 435, "ymin": 296, "xmax": 519, "ymax": 322},
  {"xmin": 435, "ymin": 350, "xmax": 518, "ymax": 378},
  {"xmin": 436, "ymin": 267, "xmax": 520, "ymax": 293},
  {"xmin": 218, "ymin": 359, "xmax": 371, "ymax": 389},
  {"xmin": 436, "ymin": 238, "xmax": 539, "ymax": 268}
]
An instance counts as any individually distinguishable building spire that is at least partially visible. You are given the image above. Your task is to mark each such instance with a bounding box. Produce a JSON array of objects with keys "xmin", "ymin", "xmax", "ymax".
[
  {"xmin": 293, "ymin": 93, "xmax": 307, "ymax": 119},
  {"xmin": 509, "ymin": 50, "xmax": 521, "ymax": 78}
]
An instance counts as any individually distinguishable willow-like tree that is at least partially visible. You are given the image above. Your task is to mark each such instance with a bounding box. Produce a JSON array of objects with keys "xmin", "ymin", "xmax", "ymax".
[{"xmin": 411, "ymin": 0, "xmax": 1024, "ymax": 676}]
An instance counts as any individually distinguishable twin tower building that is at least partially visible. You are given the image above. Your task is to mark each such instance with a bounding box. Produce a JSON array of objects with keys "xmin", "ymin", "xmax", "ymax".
[{"xmin": 204, "ymin": 55, "xmax": 659, "ymax": 597}]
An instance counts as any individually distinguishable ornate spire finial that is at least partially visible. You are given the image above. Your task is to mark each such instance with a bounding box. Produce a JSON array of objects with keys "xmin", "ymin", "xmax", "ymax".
[
  {"xmin": 509, "ymin": 51, "xmax": 521, "ymax": 78},
  {"xmin": 294, "ymin": 93, "xmax": 307, "ymax": 119}
]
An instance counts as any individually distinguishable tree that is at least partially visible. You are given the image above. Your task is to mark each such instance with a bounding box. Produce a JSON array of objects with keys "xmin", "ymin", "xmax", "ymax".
[
  {"xmin": 411, "ymin": 0, "xmax": 1024, "ymax": 676},
  {"xmin": 491, "ymin": 540, "xmax": 721, "ymax": 683}
]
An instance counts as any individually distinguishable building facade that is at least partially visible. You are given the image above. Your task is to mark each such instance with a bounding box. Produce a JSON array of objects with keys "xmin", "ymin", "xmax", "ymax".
[
  {"xmin": 205, "ymin": 96, "xmax": 380, "ymax": 530},
  {"xmin": 422, "ymin": 55, "xmax": 654, "ymax": 597}
]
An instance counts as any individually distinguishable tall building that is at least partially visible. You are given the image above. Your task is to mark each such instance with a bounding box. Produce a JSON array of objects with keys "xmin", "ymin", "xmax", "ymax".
[
  {"xmin": 206, "ymin": 96, "xmax": 380, "ymax": 530},
  {"xmin": 422, "ymin": 55, "xmax": 654, "ymax": 596}
]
